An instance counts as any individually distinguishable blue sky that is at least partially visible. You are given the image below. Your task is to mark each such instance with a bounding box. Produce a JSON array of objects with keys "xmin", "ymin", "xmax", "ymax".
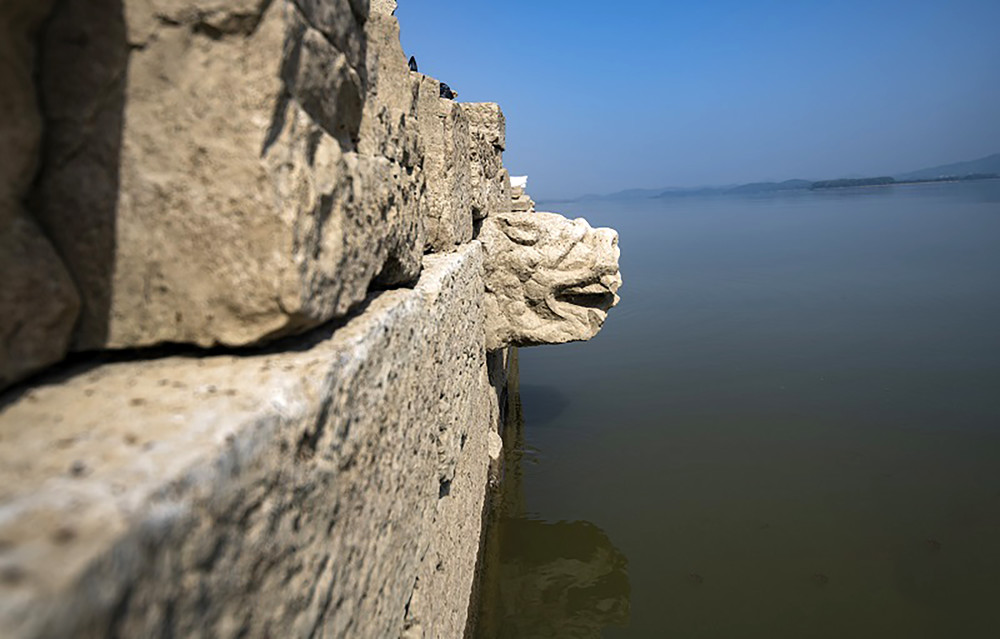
[{"xmin": 396, "ymin": 0, "xmax": 1000, "ymax": 199}]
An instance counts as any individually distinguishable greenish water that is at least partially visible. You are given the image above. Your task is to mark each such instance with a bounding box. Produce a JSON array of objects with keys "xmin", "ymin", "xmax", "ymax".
[{"xmin": 475, "ymin": 181, "xmax": 1000, "ymax": 638}]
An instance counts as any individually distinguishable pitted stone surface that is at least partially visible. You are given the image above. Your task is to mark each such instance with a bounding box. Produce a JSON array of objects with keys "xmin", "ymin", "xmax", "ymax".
[
  {"xmin": 0, "ymin": 243, "xmax": 494, "ymax": 639},
  {"xmin": 510, "ymin": 184, "xmax": 536, "ymax": 212},
  {"xmin": 370, "ymin": 0, "xmax": 396, "ymax": 15},
  {"xmin": 462, "ymin": 103, "xmax": 510, "ymax": 220},
  {"xmin": 360, "ymin": 11, "xmax": 421, "ymax": 162},
  {"xmin": 481, "ymin": 210, "xmax": 621, "ymax": 350},
  {"xmin": 462, "ymin": 102, "xmax": 505, "ymax": 152},
  {"xmin": 416, "ymin": 75, "xmax": 473, "ymax": 250},
  {"xmin": 29, "ymin": 0, "xmax": 422, "ymax": 351}
]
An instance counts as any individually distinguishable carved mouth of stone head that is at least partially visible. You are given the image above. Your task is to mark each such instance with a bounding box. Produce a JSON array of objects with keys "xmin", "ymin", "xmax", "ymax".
[{"xmin": 554, "ymin": 282, "xmax": 617, "ymax": 311}]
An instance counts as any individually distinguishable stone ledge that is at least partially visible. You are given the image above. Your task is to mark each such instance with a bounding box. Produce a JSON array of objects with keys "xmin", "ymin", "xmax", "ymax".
[{"xmin": 0, "ymin": 242, "xmax": 495, "ymax": 638}]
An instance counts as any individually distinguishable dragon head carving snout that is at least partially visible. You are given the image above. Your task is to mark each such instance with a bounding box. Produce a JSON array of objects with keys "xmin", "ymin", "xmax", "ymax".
[{"xmin": 480, "ymin": 210, "xmax": 622, "ymax": 350}]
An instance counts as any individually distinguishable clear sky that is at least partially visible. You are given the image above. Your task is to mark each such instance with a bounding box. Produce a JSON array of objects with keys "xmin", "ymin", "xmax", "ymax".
[{"xmin": 396, "ymin": 0, "xmax": 1000, "ymax": 200}]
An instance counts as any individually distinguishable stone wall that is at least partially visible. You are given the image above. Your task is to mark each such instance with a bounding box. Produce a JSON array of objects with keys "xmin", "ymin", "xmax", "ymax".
[
  {"xmin": 0, "ymin": 245, "xmax": 501, "ymax": 638},
  {"xmin": 0, "ymin": 0, "xmax": 621, "ymax": 636}
]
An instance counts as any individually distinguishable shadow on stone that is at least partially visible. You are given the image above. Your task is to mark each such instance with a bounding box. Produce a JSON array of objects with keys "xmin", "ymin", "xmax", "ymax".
[
  {"xmin": 0, "ymin": 292, "xmax": 385, "ymax": 413},
  {"xmin": 30, "ymin": 0, "xmax": 126, "ymax": 349}
]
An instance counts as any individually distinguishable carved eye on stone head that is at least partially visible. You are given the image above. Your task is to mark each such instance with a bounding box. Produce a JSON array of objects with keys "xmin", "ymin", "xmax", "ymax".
[
  {"xmin": 500, "ymin": 219, "xmax": 540, "ymax": 246},
  {"xmin": 596, "ymin": 228, "xmax": 620, "ymax": 260}
]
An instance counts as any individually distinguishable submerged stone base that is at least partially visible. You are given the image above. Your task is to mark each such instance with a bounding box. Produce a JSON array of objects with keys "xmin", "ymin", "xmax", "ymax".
[{"xmin": 0, "ymin": 243, "xmax": 505, "ymax": 638}]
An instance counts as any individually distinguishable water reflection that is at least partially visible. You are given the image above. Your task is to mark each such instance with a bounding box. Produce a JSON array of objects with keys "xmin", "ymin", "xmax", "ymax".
[
  {"xmin": 517, "ymin": 384, "xmax": 570, "ymax": 427},
  {"xmin": 486, "ymin": 518, "xmax": 630, "ymax": 639},
  {"xmin": 475, "ymin": 353, "xmax": 631, "ymax": 638}
]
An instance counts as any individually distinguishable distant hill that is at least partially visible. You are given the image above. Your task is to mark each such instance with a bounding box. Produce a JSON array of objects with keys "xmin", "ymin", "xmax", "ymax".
[
  {"xmin": 545, "ymin": 152, "xmax": 1000, "ymax": 203},
  {"xmin": 538, "ymin": 188, "xmax": 667, "ymax": 205},
  {"xmin": 656, "ymin": 180, "xmax": 814, "ymax": 198},
  {"xmin": 811, "ymin": 176, "xmax": 895, "ymax": 190},
  {"xmin": 895, "ymin": 153, "xmax": 1000, "ymax": 181},
  {"xmin": 584, "ymin": 187, "xmax": 669, "ymax": 201},
  {"xmin": 653, "ymin": 186, "xmax": 727, "ymax": 198},
  {"xmin": 726, "ymin": 179, "xmax": 813, "ymax": 194}
]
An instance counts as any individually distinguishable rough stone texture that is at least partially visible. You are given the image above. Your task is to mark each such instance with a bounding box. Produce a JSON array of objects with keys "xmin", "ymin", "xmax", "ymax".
[
  {"xmin": 463, "ymin": 103, "xmax": 505, "ymax": 152},
  {"xmin": 0, "ymin": 243, "xmax": 499, "ymax": 639},
  {"xmin": 510, "ymin": 184, "xmax": 536, "ymax": 213},
  {"xmin": 370, "ymin": 0, "xmax": 396, "ymax": 15},
  {"xmin": 462, "ymin": 103, "xmax": 510, "ymax": 220},
  {"xmin": 29, "ymin": 0, "xmax": 424, "ymax": 350},
  {"xmin": 416, "ymin": 74, "xmax": 474, "ymax": 251},
  {"xmin": 360, "ymin": 10, "xmax": 419, "ymax": 161},
  {"xmin": 481, "ymin": 210, "xmax": 622, "ymax": 350},
  {"xmin": 511, "ymin": 195, "xmax": 535, "ymax": 212},
  {"xmin": 487, "ymin": 429, "xmax": 503, "ymax": 461},
  {"xmin": 0, "ymin": 0, "xmax": 80, "ymax": 389}
]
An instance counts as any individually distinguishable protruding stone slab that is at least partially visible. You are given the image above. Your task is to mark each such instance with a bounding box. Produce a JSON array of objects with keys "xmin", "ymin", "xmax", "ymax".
[
  {"xmin": 30, "ymin": 0, "xmax": 423, "ymax": 351},
  {"xmin": 510, "ymin": 184, "xmax": 536, "ymax": 212},
  {"xmin": 463, "ymin": 103, "xmax": 505, "ymax": 152},
  {"xmin": 360, "ymin": 10, "xmax": 420, "ymax": 161},
  {"xmin": 462, "ymin": 103, "xmax": 510, "ymax": 220},
  {"xmin": 416, "ymin": 75, "xmax": 473, "ymax": 250},
  {"xmin": 0, "ymin": 243, "xmax": 495, "ymax": 639},
  {"xmin": 481, "ymin": 210, "xmax": 621, "ymax": 350}
]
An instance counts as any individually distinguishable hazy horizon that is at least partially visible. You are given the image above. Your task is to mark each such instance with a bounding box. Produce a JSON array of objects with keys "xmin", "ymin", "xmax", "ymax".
[{"xmin": 397, "ymin": 0, "xmax": 1000, "ymax": 201}]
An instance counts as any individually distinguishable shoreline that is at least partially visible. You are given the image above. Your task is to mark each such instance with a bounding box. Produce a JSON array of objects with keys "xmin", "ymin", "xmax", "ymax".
[{"xmin": 810, "ymin": 176, "xmax": 1000, "ymax": 191}]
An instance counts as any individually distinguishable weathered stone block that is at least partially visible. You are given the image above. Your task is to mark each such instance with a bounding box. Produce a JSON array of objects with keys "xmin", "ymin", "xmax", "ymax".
[
  {"xmin": 462, "ymin": 102, "xmax": 510, "ymax": 220},
  {"xmin": 0, "ymin": 243, "xmax": 496, "ymax": 639},
  {"xmin": 281, "ymin": 10, "xmax": 365, "ymax": 148},
  {"xmin": 416, "ymin": 75, "xmax": 473, "ymax": 251},
  {"xmin": 30, "ymin": 0, "xmax": 422, "ymax": 350},
  {"xmin": 369, "ymin": 0, "xmax": 396, "ymax": 15},
  {"xmin": 359, "ymin": 12, "xmax": 422, "ymax": 167},
  {"xmin": 511, "ymin": 191, "xmax": 535, "ymax": 212},
  {"xmin": 273, "ymin": 0, "xmax": 368, "ymax": 69},
  {"xmin": 462, "ymin": 102, "xmax": 505, "ymax": 152},
  {"xmin": 481, "ymin": 210, "xmax": 621, "ymax": 350},
  {"xmin": 264, "ymin": 99, "xmax": 424, "ymax": 322}
]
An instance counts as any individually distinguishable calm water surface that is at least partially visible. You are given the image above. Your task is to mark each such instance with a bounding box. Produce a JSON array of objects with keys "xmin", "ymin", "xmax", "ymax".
[{"xmin": 475, "ymin": 181, "xmax": 1000, "ymax": 638}]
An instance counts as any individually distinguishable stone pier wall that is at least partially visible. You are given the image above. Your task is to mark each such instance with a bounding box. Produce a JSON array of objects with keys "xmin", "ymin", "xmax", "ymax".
[
  {"xmin": 0, "ymin": 245, "xmax": 501, "ymax": 638},
  {"xmin": 0, "ymin": 1, "xmax": 620, "ymax": 636}
]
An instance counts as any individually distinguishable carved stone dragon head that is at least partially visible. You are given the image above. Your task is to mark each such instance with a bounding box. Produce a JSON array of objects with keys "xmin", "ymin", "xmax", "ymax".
[{"xmin": 480, "ymin": 210, "xmax": 621, "ymax": 350}]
